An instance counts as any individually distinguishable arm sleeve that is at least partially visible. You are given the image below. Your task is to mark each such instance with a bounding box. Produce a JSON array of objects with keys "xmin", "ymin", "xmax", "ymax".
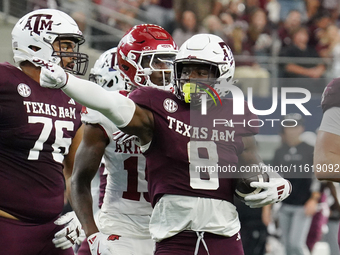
[
  {"xmin": 319, "ymin": 107, "xmax": 340, "ymax": 137},
  {"xmin": 63, "ymin": 74, "xmax": 136, "ymax": 128}
]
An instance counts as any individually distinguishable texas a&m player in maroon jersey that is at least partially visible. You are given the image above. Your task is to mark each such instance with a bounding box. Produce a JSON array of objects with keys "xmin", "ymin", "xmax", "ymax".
[
  {"xmin": 38, "ymin": 33, "xmax": 292, "ymax": 255},
  {"xmin": 315, "ymin": 78, "xmax": 340, "ymax": 182},
  {"xmin": 314, "ymin": 76, "xmax": 340, "ymax": 252},
  {"xmin": 0, "ymin": 9, "xmax": 88, "ymax": 255}
]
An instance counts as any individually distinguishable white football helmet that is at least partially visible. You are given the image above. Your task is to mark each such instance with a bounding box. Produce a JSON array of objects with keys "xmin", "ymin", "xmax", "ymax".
[
  {"xmin": 12, "ymin": 9, "xmax": 89, "ymax": 75},
  {"xmin": 174, "ymin": 34, "xmax": 235, "ymax": 104},
  {"xmin": 89, "ymin": 47, "xmax": 125, "ymax": 91}
]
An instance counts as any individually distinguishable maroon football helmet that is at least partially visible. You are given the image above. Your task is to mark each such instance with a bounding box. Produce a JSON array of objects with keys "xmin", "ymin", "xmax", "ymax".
[{"xmin": 116, "ymin": 24, "xmax": 178, "ymax": 91}]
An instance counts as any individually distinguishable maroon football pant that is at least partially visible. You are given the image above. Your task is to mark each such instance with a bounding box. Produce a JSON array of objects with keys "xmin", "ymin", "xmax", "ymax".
[
  {"xmin": 155, "ymin": 231, "xmax": 244, "ymax": 255},
  {"xmin": 77, "ymin": 238, "xmax": 91, "ymax": 255},
  {"xmin": 0, "ymin": 216, "xmax": 74, "ymax": 255}
]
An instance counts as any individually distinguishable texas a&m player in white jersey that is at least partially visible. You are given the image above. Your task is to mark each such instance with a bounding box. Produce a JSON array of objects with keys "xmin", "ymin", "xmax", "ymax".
[
  {"xmin": 70, "ymin": 24, "xmax": 178, "ymax": 255},
  {"xmin": 38, "ymin": 33, "xmax": 291, "ymax": 254},
  {"xmin": 0, "ymin": 9, "xmax": 88, "ymax": 255}
]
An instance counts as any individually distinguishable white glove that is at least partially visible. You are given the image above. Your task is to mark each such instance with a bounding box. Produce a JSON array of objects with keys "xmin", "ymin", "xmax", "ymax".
[
  {"xmin": 87, "ymin": 232, "xmax": 113, "ymax": 255},
  {"xmin": 33, "ymin": 58, "xmax": 68, "ymax": 89},
  {"xmin": 244, "ymin": 171, "xmax": 292, "ymax": 208},
  {"xmin": 52, "ymin": 211, "xmax": 86, "ymax": 249},
  {"xmin": 113, "ymin": 130, "xmax": 140, "ymax": 145}
]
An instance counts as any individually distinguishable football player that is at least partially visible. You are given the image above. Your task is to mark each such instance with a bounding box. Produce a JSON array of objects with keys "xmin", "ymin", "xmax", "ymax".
[
  {"xmin": 313, "ymin": 73, "xmax": 340, "ymax": 254},
  {"xmin": 70, "ymin": 25, "xmax": 178, "ymax": 255},
  {"xmin": 314, "ymin": 78, "xmax": 340, "ymax": 182},
  {"xmin": 0, "ymin": 9, "xmax": 88, "ymax": 255},
  {"xmin": 38, "ymin": 33, "xmax": 291, "ymax": 255}
]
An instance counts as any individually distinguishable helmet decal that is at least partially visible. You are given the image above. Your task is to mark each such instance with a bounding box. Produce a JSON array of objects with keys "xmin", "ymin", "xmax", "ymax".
[
  {"xmin": 218, "ymin": 42, "xmax": 234, "ymax": 66},
  {"xmin": 23, "ymin": 14, "xmax": 53, "ymax": 35}
]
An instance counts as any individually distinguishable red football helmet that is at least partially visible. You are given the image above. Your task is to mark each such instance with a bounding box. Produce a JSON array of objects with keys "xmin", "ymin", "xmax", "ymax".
[{"xmin": 117, "ymin": 24, "xmax": 178, "ymax": 91}]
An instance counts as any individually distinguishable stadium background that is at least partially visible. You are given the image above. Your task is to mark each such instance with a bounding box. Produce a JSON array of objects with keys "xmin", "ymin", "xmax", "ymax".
[{"xmin": 0, "ymin": 0, "xmax": 337, "ymax": 254}]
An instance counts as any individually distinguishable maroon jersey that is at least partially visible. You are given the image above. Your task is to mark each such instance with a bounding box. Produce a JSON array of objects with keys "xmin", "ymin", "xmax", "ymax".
[
  {"xmin": 0, "ymin": 62, "xmax": 82, "ymax": 223},
  {"xmin": 129, "ymin": 87, "xmax": 258, "ymax": 206},
  {"xmin": 321, "ymin": 77, "xmax": 340, "ymax": 113}
]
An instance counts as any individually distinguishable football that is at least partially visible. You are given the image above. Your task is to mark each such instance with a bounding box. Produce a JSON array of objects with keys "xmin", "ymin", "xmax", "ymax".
[{"xmin": 234, "ymin": 169, "xmax": 269, "ymax": 202}]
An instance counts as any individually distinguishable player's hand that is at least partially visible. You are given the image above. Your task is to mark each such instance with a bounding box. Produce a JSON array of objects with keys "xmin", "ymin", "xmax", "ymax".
[
  {"xmin": 87, "ymin": 232, "xmax": 113, "ymax": 255},
  {"xmin": 244, "ymin": 175, "xmax": 292, "ymax": 208},
  {"xmin": 113, "ymin": 131, "xmax": 140, "ymax": 145},
  {"xmin": 52, "ymin": 211, "xmax": 85, "ymax": 249},
  {"xmin": 33, "ymin": 58, "xmax": 68, "ymax": 89}
]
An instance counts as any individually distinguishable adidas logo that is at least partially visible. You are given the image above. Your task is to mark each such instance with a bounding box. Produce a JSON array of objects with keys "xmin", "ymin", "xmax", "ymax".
[
  {"xmin": 88, "ymin": 234, "xmax": 97, "ymax": 245},
  {"xmin": 236, "ymin": 232, "xmax": 241, "ymax": 241},
  {"xmin": 277, "ymin": 185, "xmax": 285, "ymax": 200},
  {"xmin": 68, "ymin": 98, "xmax": 76, "ymax": 105}
]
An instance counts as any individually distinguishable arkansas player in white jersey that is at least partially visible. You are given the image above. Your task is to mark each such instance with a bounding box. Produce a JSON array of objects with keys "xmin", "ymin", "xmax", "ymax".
[
  {"xmin": 38, "ymin": 33, "xmax": 292, "ymax": 255},
  {"xmin": 70, "ymin": 25, "xmax": 178, "ymax": 255}
]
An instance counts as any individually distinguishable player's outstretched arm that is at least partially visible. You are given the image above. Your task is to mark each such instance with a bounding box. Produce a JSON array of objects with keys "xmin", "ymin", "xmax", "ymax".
[
  {"xmin": 238, "ymin": 136, "xmax": 291, "ymax": 208},
  {"xmin": 37, "ymin": 59, "xmax": 154, "ymax": 144}
]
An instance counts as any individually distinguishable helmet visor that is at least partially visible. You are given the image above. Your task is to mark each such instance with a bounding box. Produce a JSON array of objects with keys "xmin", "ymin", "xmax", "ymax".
[
  {"xmin": 138, "ymin": 53, "xmax": 176, "ymax": 88},
  {"xmin": 141, "ymin": 53, "xmax": 176, "ymax": 70}
]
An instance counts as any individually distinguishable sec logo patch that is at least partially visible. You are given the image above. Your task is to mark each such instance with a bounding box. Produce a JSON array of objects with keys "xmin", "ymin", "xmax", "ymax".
[
  {"xmin": 163, "ymin": 98, "xmax": 178, "ymax": 113},
  {"xmin": 17, "ymin": 83, "xmax": 31, "ymax": 97}
]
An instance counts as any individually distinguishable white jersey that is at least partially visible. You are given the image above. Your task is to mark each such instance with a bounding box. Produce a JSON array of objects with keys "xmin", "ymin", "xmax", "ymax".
[{"xmin": 81, "ymin": 94, "xmax": 152, "ymax": 238}]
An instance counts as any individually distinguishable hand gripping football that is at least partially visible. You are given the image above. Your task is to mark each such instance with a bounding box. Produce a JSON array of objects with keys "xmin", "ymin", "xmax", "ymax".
[{"xmin": 234, "ymin": 165, "xmax": 269, "ymax": 202}]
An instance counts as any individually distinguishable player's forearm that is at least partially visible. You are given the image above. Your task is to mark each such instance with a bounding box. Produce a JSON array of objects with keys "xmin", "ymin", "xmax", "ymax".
[
  {"xmin": 72, "ymin": 196, "xmax": 99, "ymax": 236},
  {"xmin": 71, "ymin": 141, "xmax": 104, "ymax": 237},
  {"xmin": 63, "ymin": 74, "xmax": 135, "ymax": 128},
  {"xmin": 70, "ymin": 177, "xmax": 99, "ymax": 237}
]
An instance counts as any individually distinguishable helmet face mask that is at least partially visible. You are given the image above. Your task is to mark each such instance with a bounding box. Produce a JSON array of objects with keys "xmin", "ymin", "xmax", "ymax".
[
  {"xmin": 175, "ymin": 62, "xmax": 220, "ymax": 105},
  {"xmin": 117, "ymin": 24, "xmax": 178, "ymax": 92},
  {"xmin": 89, "ymin": 47, "xmax": 125, "ymax": 91},
  {"xmin": 12, "ymin": 9, "xmax": 89, "ymax": 75},
  {"xmin": 174, "ymin": 34, "xmax": 235, "ymax": 104},
  {"xmin": 52, "ymin": 36, "xmax": 88, "ymax": 75},
  {"xmin": 139, "ymin": 53, "xmax": 176, "ymax": 89}
]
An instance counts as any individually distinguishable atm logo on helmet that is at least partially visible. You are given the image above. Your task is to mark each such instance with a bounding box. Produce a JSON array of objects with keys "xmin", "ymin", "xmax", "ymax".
[{"xmin": 23, "ymin": 14, "xmax": 53, "ymax": 35}]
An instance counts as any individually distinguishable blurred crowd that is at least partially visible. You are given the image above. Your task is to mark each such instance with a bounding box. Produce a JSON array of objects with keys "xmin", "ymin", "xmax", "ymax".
[{"xmin": 5, "ymin": 0, "xmax": 340, "ymax": 96}]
